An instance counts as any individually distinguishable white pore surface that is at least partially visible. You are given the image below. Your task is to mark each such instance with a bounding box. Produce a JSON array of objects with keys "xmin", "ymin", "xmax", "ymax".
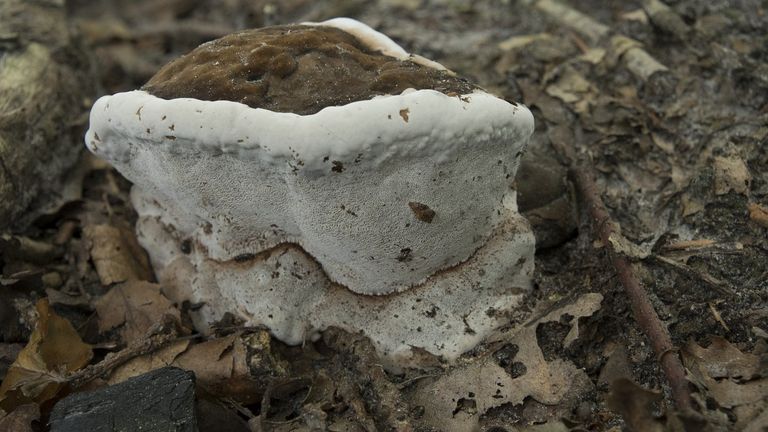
[
  {"xmin": 86, "ymin": 89, "xmax": 533, "ymax": 294},
  {"xmin": 134, "ymin": 189, "xmax": 535, "ymax": 367},
  {"xmin": 84, "ymin": 18, "xmax": 534, "ymax": 296}
]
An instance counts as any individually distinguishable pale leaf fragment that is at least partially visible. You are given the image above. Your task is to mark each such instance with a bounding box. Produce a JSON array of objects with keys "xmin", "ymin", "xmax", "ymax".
[
  {"xmin": 94, "ymin": 280, "xmax": 180, "ymax": 344},
  {"xmin": 84, "ymin": 224, "xmax": 153, "ymax": 285}
]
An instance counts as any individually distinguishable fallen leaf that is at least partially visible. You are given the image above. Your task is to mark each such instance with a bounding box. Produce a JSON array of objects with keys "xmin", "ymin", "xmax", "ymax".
[
  {"xmin": 681, "ymin": 193, "xmax": 705, "ymax": 217},
  {"xmin": 498, "ymin": 33, "xmax": 552, "ymax": 51},
  {"xmin": 684, "ymin": 337, "xmax": 768, "ymax": 419},
  {"xmin": 608, "ymin": 232, "xmax": 651, "ymax": 260},
  {"xmin": 94, "ymin": 280, "xmax": 180, "ymax": 344},
  {"xmin": 748, "ymin": 203, "xmax": 768, "ymax": 228},
  {"xmin": 545, "ymin": 65, "xmax": 594, "ymax": 114},
  {"xmin": 0, "ymin": 299, "xmax": 92, "ymax": 412},
  {"xmin": 0, "ymin": 403, "xmax": 40, "ymax": 432},
  {"xmin": 109, "ymin": 330, "xmax": 281, "ymax": 404},
  {"xmin": 598, "ymin": 344, "xmax": 633, "ymax": 388},
  {"xmin": 712, "ymin": 156, "xmax": 751, "ymax": 195},
  {"xmin": 703, "ymin": 378, "xmax": 768, "ymax": 409},
  {"xmin": 412, "ymin": 293, "xmax": 602, "ymax": 432},
  {"xmin": 107, "ymin": 340, "xmax": 190, "ymax": 385},
  {"xmin": 174, "ymin": 330, "xmax": 280, "ymax": 403},
  {"xmin": 84, "ymin": 224, "xmax": 153, "ymax": 285},
  {"xmin": 606, "ymin": 379, "xmax": 664, "ymax": 432},
  {"xmin": 684, "ymin": 337, "xmax": 761, "ymax": 381}
]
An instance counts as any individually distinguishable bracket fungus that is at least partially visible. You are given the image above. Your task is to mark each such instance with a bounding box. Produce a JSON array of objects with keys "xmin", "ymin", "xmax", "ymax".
[{"xmin": 85, "ymin": 18, "xmax": 535, "ymax": 366}]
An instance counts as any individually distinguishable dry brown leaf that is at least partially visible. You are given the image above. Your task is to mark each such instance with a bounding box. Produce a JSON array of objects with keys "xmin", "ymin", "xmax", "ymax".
[
  {"xmin": 598, "ymin": 344, "xmax": 633, "ymax": 388},
  {"xmin": 107, "ymin": 339, "xmax": 190, "ymax": 385},
  {"xmin": 704, "ymin": 378, "xmax": 768, "ymax": 409},
  {"xmin": 681, "ymin": 193, "xmax": 705, "ymax": 217},
  {"xmin": 739, "ymin": 402, "xmax": 768, "ymax": 432},
  {"xmin": 0, "ymin": 403, "xmax": 39, "ymax": 432},
  {"xmin": 84, "ymin": 224, "xmax": 153, "ymax": 285},
  {"xmin": 748, "ymin": 203, "xmax": 768, "ymax": 228},
  {"xmin": 174, "ymin": 331, "xmax": 278, "ymax": 403},
  {"xmin": 606, "ymin": 378, "xmax": 665, "ymax": 432},
  {"xmin": 543, "ymin": 65, "xmax": 596, "ymax": 115},
  {"xmin": 412, "ymin": 293, "xmax": 602, "ymax": 432},
  {"xmin": 684, "ymin": 337, "xmax": 768, "ymax": 419},
  {"xmin": 712, "ymin": 156, "xmax": 751, "ymax": 195},
  {"xmin": 540, "ymin": 292, "xmax": 603, "ymax": 347},
  {"xmin": 0, "ymin": 299, "xmax": 92, "ymax": 412},
  {"xmin": 684, "ymin": 337, "xmax": 762, "ymax": 380},
  {"xmin": 94, "ymin": 280, "xmax": 180, "ymax": 344},
  {"xmin": 110, "ymin": 330, "xmax": 280, "ymax": 403}
]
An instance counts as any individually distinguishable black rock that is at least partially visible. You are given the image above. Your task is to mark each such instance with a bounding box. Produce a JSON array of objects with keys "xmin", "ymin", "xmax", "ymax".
[{"xmin": 50, "ymin": 367, "xmax": 198, "ymax": 432}]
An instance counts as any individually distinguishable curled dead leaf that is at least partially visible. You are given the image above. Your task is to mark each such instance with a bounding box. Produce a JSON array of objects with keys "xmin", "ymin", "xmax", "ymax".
[
  {"xmin": 0, "ymin": 299, "xmax": 92, "ymax": 412},
  {"xmin": 606, "ymin": 378, "xmax": 665, "ymax": 432},
  {"xmin": 94, "ymin": 280, "xmax": 180, "ymax": 344},
  {"xmin": 413, "ymin": 293, "xmax": 602, "ymax": 432},
  {"xmin": 84, "ymin": 224, "xmax": 153, "ymax": 285},
  {"xmin": 748, "ymin": 203, "xmax": 768, "ymax": 229}
]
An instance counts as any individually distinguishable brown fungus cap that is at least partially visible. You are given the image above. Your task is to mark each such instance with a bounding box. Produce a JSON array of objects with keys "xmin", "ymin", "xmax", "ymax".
[{"xmin": 142, "ymin": 25, "xmax": 476, "ymax": 115}]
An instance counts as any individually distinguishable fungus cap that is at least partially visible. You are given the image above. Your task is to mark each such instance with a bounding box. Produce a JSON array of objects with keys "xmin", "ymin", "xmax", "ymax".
[{"xmin": 85, "ymin": 18, "xmax": 533, "ymax": 295}]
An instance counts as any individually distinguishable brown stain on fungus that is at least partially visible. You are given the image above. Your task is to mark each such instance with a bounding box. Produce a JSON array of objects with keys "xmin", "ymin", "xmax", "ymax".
[
  {"xmin": 143, "ymin": 25, "xmax": 476, "ymax": 115},
  {"xmin": 331, "ymin": 161, "xmax": 344, "ymax": 173},
  {"xmin": 408, "ymin": 201, "xmax": 436, "ymax": 223},
  {"xmin": 399, "ymin": 108, "xmax": 410, "ymax": 122}
]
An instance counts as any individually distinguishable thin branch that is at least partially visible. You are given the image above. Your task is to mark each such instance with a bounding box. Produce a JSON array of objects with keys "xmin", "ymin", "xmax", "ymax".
[
  {"xmin": 67, "ymin": 317, "xmax": 195, "ymax": 388},
  {"xmin": 551, "ymin": 131, "xmax": 694, "ymax": 413}
]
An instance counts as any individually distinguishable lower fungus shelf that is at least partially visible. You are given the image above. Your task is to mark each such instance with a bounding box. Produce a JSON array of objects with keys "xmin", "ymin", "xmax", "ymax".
[{"xmin": 135, "ymin": 187, "xmax": 535, "ymax": 370}]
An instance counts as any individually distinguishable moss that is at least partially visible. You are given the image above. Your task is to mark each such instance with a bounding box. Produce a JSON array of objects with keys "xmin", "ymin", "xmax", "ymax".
[{"xmin": 143, "ymin": 25, "xmax": 476, "ymax": 115}]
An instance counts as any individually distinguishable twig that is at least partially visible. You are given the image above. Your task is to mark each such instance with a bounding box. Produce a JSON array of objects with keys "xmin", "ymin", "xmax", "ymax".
[
  {"xmin": 551, "ymin": 130, "xmax": 694, "ymax": 413},
  {"xmin": 651, "ymin": 255, "xmax": 735, "ymax": 296},
  {"xmin": 67, "ymin": 317, "xmax": 194, "ymax": 388}
]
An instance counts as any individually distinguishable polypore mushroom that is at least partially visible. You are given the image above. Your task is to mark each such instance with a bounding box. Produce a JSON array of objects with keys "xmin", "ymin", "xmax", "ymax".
[{"xmin": 86, "ymin": 18, "xmax": 535, "ymax": 366}]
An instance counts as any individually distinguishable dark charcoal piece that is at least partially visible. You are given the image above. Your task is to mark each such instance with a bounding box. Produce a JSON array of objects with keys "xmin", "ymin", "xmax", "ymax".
[{"xmin": 50, "ymin": 367, "xmax": 198, "ymax": 432}]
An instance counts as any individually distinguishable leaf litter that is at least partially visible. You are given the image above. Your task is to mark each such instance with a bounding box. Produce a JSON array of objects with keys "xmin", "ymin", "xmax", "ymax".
[{"xmin": 1, "ymin": 0, "xmax": 767, "ymax": 430}]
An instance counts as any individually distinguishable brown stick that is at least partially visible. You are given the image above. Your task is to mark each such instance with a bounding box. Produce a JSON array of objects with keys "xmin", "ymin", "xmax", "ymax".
[
  {"xmin": 551, "ymin": 132, "xmax": 694, "ymax": 412},
  {"xmin": 67, "ymin": 316, "xmax": 193, "ymax": 388}
]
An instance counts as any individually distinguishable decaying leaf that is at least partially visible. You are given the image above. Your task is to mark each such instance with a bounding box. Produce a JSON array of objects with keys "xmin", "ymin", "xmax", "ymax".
[
  {"xmin": 108, "ymin": 330, "xmax": 282, "ymax": 403},
  {"xmin": 94, "ymin": 280, "xmax": 180, "ymax": 344},
  {"xmin": 607, "ymin": 232, "xmax": 651, "ymax": 260},
  {"xmin": 0, "ymin": 299, "xmax": 92, "ymax": 412},
  {"xmin": 545, "ymin": 65, "xmax": 594, "ymax": 113},
  {"xmin": 606, "ymin": 378, "xmax": 665, "ymax": 432},
  {"xmin": 410, "ymin": 293, "xmax": 602, "ymax": 431},
  {"xmin": 106, "ymin": 340, "xmax": 191, "ymax": 385},
  {"xmin": 712, "ymin": 156, "xmax": 751, "ymax": 196},
  {"xmin": 684, "ymin": 337, "xmax": 768, "ymax": 426},
  {"xmin": 174, "ymin": 331, "xmax": 280, "ymax": 402},
  {"xmin": 0, "ymin": 403, "xmax": 40, "ymax": 432},
  {"xmin": 598, "ymin": 344, "xmax": 633, "ymax": 388},
  {"xmin": 84, "ymin": 224, "xmax": 153, "ymax": 285},
  {"xmin": 684, "ymin": 337, "xmax": 762, "ymax": 380},
  {"xmin": 748, "ymin": 203, "xmax": 768, "ymax": 229}
]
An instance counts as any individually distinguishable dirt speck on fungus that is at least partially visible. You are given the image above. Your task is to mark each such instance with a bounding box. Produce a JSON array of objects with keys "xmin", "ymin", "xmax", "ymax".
[{"xmin": 408, "ymin": 201, "xmax": 436, "ymax": 223}]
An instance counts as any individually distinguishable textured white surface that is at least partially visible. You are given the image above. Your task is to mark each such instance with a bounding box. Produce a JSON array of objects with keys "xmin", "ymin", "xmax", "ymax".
[
  {"xmin": 86, "ymin": 86, "xmax": 533, "ymax": 294},
  {"xmin": 84, "ymin": 18, "xmax": 537, "ymax": 364},
  {"xmin": 134, "ymin": 188, "xmax": 535, "ymax": 366}
]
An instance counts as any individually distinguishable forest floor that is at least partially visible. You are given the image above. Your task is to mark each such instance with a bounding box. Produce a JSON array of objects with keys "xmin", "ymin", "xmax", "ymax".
[{"xmin": 1, "ymin": 0, "xmax": 767, "ymax": 431}]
